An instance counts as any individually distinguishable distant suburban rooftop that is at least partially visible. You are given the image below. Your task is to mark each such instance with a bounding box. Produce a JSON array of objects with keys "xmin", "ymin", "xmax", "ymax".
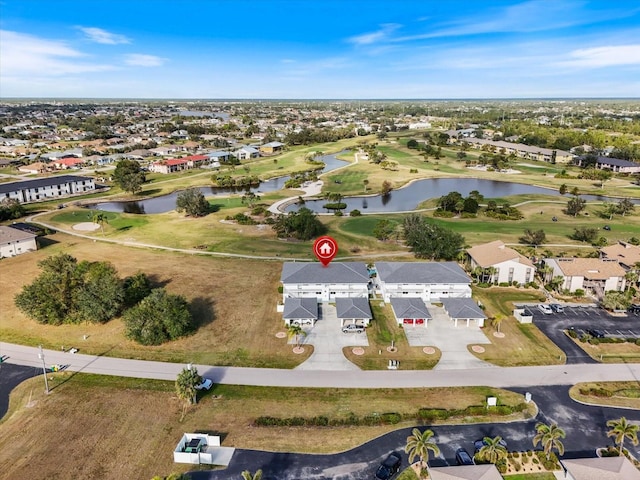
[
  {"xmin": 376, "ymin": 262, "xmax": 471, "ymax": 284},
  {"xmin": 593, "ymin": 156, "xmax": 640, "ymax": 167},
  {"xmin": 0, "ymin": 175, "xmax": 93, "ymax": 195},
  {"xmin": 281, "ymin": 262, "xmax": 369, "ymax": 284},
  {"xmin": 467, "ymin": 240, "xmax": 534, "ymax": 268}
]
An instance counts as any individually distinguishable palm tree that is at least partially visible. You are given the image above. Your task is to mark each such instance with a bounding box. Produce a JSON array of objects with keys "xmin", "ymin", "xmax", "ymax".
[
  {"xmin": 363, "ymin": 179, "xmax": 369, "ymax": 192},
  {"xmin": 477, "ymin": 436, "xmax": 508, "ymax": 464},
  {"xmin": 241, "ymin": 469, "xmax": 262, "ymax": 480},
  {"xmin": 405, "ymin": 428, "xmax": 440, "ymax": 467},
  {"xmin": 287, "ymin": 324, "xmax": 306, "ymax": 349},
  {"xmin": 491, "ymin": 315, "xmax": 504, "ymax": 333},
  {"xmin": 532, "ymin": 422, "xmax": 566, "ymax": 460},
  {"xmin": 92, "ymin": 211, "xmax": 107, "ymax": 235},
  {"xmin": 176, "ymin": 366, "xmax": 201, "ymax": 419},
  {"xmin": 607, "ymin": 417, "xmax": 639, "ymax": 455}
]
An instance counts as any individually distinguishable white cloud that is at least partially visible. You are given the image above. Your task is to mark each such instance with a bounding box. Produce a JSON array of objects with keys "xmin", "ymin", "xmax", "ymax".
[
  {"xmin": 78, "ymin": 26, "xmax": 130, "ymax": 45},
  {"xmin": 0, "ymin": 30, "xmax": 115, "ymax": 76},
  {"xmin": 124, "ymin": 54, "xmax": 167, "ymax": 67},
  {"xmin": 558, "ymin": 44, "xmax": 640, "ymax": 67},
  {"xmin": 347, "ymin": 23, "xmax": 401, "ymax": 46}
]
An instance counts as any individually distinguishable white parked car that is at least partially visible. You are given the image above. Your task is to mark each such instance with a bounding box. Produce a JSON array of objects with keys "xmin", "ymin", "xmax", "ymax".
[
  {"xmin": 538, "ymin": 304, "xmax": 553, "ymax": 314},
  {"xmin": 195, "ymin": 378, "xmax": 213, "ymax": 390}
]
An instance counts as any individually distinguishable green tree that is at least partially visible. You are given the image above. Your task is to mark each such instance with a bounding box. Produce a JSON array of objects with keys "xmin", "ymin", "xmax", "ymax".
[
  {"xmin": 600, "ymin": 291, "xmax": 631, "ymax": 311},
  {"xmin": 532, "ymin": 422, "xmax": 566, "ymax": 460},
  {"xmin": 491, "ymin": 315, "xmax": 504, "ymax": 333},
  {"xmin": 558, "ymin": 184, "xmax": 567, "ymax": 195},
  {"xmin": 373, "ymin": 219, "xmax": 396, "ymax": 241},
  {"xmin": 607, "ymin": 417, "xmax": 639, "ymax": 455},
  {"xmin": 272, "ymin": 208, "xmax": 326, "ymax": 241},
  {"xmin": 381, "ymin": 180, "xmax": 393, "ymax": 196},
  {"xmin": 124, "ymin": 288, "xmax": 195, "ymax": 345},
  {"xmin": 0, "ymin": 198, "xmax": 26, "ymax": 221},
  {"xmin": 565, "ymin": 196, "xmax": 586, "ymax": 217},
  {"xmin": 74, "ymin": 261, "xmax": 124, "ymax": 323},
  {"xmin": 176, "ymin": 188, "xmax": 209, "ymax": 217},
  {"xmin": 520, "ymin": 229, "xmax": 546, "ymax": 247},
  {"xmin": 438, "ymin": 191, "xmax": 464, "ymax": 212},
  {"xmin": 241, "ymin": 470, "xmax": 263, "ymax": 480},
  {"xmin": 602, "ymin": 202, "xmax": 618, "ymax": 220},
  {"xmin": 405, "ymin": 428, "xmax": 440, "ymax": 466},
  {"xmin": 123, "ymin": 272, "xmax": 153, "ymax": 307},
  {"xmin": 477, "ymin": 436, "xmax": 508, "ymax": 464},
  {"xmin": 571, "ymin": 227, "xmax": 598, "ymax": 243},
  {"xmin": 112, "ymin": 159, "xmax": 146, "ymax": 194},
  {"xmin": 618, "ymin": 198, "xmax": 635, "ymax": 217},
  {"xmin": 403, "ymin": 213, "xmax": 465, "ymax": 260},
  {"xmin": 15, "ymin": 254, "xmax": 123, "ymax": 325},
  {"xmin": 363, "ymin": 179, "xmax": 369, "ymax": 192}
]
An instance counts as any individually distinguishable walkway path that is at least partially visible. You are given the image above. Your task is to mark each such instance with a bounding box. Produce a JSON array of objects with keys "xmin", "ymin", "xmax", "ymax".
[{"xmin": 2, "ymin": 341, "xmax": 640, "ymax": 389}]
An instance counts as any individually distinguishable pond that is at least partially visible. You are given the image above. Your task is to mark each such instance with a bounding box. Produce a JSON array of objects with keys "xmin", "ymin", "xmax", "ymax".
[
  {"xmin": 285, "ymin": 177, "xmax": 632, "ymax": 214},
  {"xmin": 88, "ymin": 151, "xmax": 350, "ymax": 214}
]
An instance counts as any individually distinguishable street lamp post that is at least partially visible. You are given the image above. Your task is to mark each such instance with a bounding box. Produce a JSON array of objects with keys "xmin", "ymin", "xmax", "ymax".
[{"xmin": 38, "ymin": 345, "xmax": 49, "ymax": 394}]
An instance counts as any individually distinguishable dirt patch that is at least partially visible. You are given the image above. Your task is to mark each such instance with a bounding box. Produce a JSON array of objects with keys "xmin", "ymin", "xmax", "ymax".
[{"xmin": 72, "ymin": 222, "xmax": 100, "ymax": 231}]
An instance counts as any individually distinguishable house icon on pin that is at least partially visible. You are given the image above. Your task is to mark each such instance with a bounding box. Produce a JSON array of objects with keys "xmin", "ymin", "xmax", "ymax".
[{"xmin": 319, "ymin": 242, "xmax": 332, "ymax": 255}]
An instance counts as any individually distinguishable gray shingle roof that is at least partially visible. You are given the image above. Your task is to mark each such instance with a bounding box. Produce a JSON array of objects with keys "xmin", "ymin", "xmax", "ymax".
[
  {"xmin": 594, "ymin": 156, "xmax": 640, "ymax": 168},
  {"xmin": 441, "ymin": 298, "xmax": 486, "ymax": 319},
  {"xmin": 281, "ymin": 262, "xmax": 369, "ymax": 284},
  {"xmin": 282, "ymin": 297, "xmax": 318, "ymax": 319},
  {"xmin": 390, "ymin": 298, "xmax": 431, "ymax": 319},
  {"xmin": 376, "ymin": 262, "xmax": 471, "ymax": 284},
  {"xmin": 0, "ymin": 175, "xmax": 93, "ymax": 195},
  {"xmin": 335, "ymin": 297, "xmax": 372, "ymax": 319},
  {"xmin": 0, "ymin": 225, "xmax": 37, "ymax": 243}
]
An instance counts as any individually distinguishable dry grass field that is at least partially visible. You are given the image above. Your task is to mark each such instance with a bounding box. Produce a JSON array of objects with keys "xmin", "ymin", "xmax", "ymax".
[
  {"xmin": 0, "ymin": 374, "xmax": 533, "ymax": 480},
  {"xmin": 0, "ymin": 233, "xmax": 308, "ymax": 368}
]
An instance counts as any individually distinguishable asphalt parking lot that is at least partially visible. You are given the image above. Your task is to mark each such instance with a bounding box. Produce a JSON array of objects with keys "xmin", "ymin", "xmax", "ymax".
[{"xmin": 527, "ymin": 304, "xmax": 640, "ymax": 364}]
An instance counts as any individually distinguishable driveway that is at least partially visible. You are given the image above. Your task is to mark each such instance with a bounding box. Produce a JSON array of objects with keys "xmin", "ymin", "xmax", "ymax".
[
  {"xmin": 404, "ymin": 305, "xmax": 492, "ymax": 370},
  {"xmin": 0, "ymin": 362, "xmax": 40, "ymax": 419},
  {"xmin": 295, "ymin": 303, "xmax": 369, "ymax": 371}
]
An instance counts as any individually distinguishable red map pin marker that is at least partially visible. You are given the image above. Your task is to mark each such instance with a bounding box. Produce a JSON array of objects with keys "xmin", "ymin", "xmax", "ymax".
[{"xmin": 313, "ymin": 235, "xmax": 338, "ymax": 267}]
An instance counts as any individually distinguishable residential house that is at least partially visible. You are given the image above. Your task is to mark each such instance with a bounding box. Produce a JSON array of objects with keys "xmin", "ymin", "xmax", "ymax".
[
  {"xmin": 375, "ymin": 262, "xmax": 472, "ymax": 303},
  {"xmin": 0, "ymin": 175, "xmax": 96, "ymax": 203},
  {"xmin": 206, "ymin": 151, "xmax": 231, "ymax": 163},
  {"xmin": 543, "ymin": 258, "xmax": 626, "ymax": 296},
  {"xmin": 560, "ymin": 456, "xmax": 640, "ymax": 480},
  {"xmin": 600, "ymin": 241, "xmax": 640, "ymax": 270},
  {"xmin": 441, "ymin": 298, "xmax": 486, "ymax": 327},
  {"xmin": 149, "ymin": 155, "xmax": 208, "ymax": 174},
  {"xmin": 335, "ymin": 297, "xmax": 372, "ymax": 327},
  {"xmin": 467, "ymin": 240, "xmax": 536, "ymax": 285},
  {"xmin": 390, "ymin": 297, "xmax": 432, "ymax": 327},
  {"xmin": 52, "ymin": 157, "xmax": 86, "ymax": 170},
  {"xmin": 464, "ymin": 138, "xmax": 573, "ymax": 163},
  {"xmin": 428, "ymin": 464, "xmax": 503, "ymax": 480},
  {"xmin": 259, "ymin": 141, "xmax": 285, "ymax": 155},
  {"xmin": 282, "ymin": 297, "xmax": 319, "ymax": 327},
  {"xmin": 578, "ymin": 155, "xmax": 640, "ymax": 174},
  {"xmin": 280, "ymin": 262, "xmax": 370, "ymax": 303},
  {"xmin": 0, "ymin": 225, "xmax": 37, "ymax": 258},
  {"xmin": 18, "ymin": 162, "xmax": 49, "ymax": 174},
  {"xmin": 234, "ymin": 146, "xmax": 260, "ymax": 160}
]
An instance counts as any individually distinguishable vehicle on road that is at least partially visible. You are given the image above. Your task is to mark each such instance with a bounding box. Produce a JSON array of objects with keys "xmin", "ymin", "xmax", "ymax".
[
  {"xmin": 628, "ymin": 304, "xmax": 640, "ymax": 314},
  {"xmin": 342, "ymin": 324, "xmax": 365, "ymax": 334},
  {"xmin": 550, "ymin": 304, "xmax": 564, "ymax": 313},
  {"xmin": 375, "ymin": 452, "xmax": 401, "ymax": 480},
  {"xmin": 474, "ymin": 437, "xmax": 507, "ymax": 453},
  {"xmin": 538, "ymin": 304, "xmax": 553, "ymax": 314},
  {"xmin": 195, "ymin": 378, "xmax": 213, "ymax": 390},
  {"xmin": 455, "ymin": 447, "xmax": 474, "ymax": 465},
  {"xmin": 586, "ymin": 329, "xmax": 605, "ymax": 338}
]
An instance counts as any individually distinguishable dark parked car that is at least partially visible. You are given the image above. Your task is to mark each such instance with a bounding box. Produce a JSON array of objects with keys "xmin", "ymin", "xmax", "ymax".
[
  {"xmin": 628, "ymin": 304, "xmax": 640, "ymax": 314},
  {"xmin": 375, "ymin": 452, "xmax": 401, "ymax": 480},
  {"xmin": 587, "ymin": 328, "xmax": 606, "ymax": 338},
  {"xmin": 550, "ymin": 304, "xmax": 564, "ymax": 313},
  {"xmin": 455, "ymin": 447, "xmax": 474, "ymax": 465},
  {"xmin": 474, "ymin": 437, "xmax": 507, "ymax": 453}
]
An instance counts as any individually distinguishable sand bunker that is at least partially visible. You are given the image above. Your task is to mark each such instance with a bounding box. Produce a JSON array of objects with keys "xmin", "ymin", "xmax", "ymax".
[{"xmin": 73, "ymin": 222, "xmax": 100, "ymax": 232}]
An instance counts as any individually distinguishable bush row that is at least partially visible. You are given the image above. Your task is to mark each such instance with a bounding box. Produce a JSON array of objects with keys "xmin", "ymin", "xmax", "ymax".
[{"xmin": 254, "ymin": 403, "xmax": 528, "ymax": 427}]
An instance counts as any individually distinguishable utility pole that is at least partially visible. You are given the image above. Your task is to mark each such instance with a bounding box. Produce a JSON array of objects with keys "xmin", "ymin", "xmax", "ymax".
[{"xmin": 38, "ymin": 345, "xmax": 49, "ymax": 394}]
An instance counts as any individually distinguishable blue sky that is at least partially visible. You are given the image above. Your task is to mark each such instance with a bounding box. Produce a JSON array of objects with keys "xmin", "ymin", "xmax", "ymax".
[{"xmin": 1, "ymin": 0, "xmax": 639, "ymax": 99}]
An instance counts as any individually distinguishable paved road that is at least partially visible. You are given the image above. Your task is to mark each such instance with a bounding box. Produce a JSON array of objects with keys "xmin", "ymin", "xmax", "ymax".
[
  {"xmin": 0, "ymin": 362, "xmax": 40, "ymax": 418},
  {"xmin": 189, "ymin": 385, "xmax": 640, "ymax": 480},
  {"xmin": 3, "ymin": 342, "xmax": 640, "ymax": 390}
]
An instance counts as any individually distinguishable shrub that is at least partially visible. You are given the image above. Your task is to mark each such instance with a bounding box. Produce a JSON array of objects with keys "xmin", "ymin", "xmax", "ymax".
[
  {"xmin": 350, "ymin": 209, "xmax": 362, "ymax": 216},
  {"xmin": 567, "ymin": 328, "xmax": 578, "ymax": 338}
]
